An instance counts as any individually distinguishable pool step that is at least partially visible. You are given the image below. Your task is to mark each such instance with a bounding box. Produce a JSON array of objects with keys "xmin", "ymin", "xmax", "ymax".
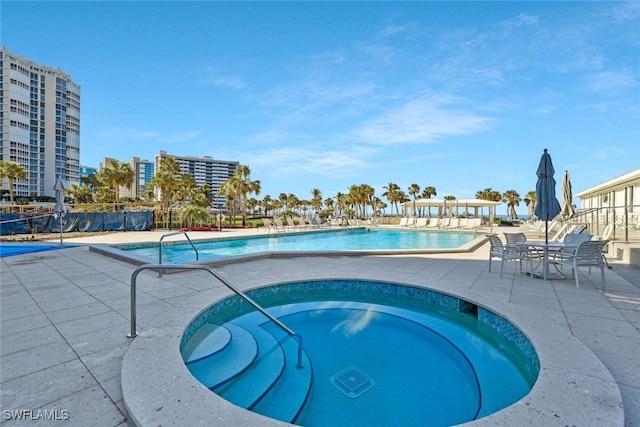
[
  {"xmin": 213, "ymin": 324, "xmax": 285, "ymax": 408},
  {"xmin": 184, "ymin": 319, "xmax": 313, "ymax": 425},
  {"xmin": 182, "ymin": 323, "xmax": 231, "ymax": 364},
  {"xmin": 186, "ymin": 324, "xmax": 257, "ymax": 389},
  {"xmin": 250, "ymin": 324, "xmax": 313, "ymax": 424}
]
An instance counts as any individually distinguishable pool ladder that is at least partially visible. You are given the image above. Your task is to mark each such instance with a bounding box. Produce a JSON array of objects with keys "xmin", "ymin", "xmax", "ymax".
[
  {"xmin": 127, "ymin": 263, "xmax": 304, "ymax": 369},
  {"xmin": 158, "ymin": 231, "xmax": 199, "ymax": 264}
]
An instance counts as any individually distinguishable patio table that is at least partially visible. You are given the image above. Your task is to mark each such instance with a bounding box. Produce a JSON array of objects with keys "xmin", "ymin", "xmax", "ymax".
[{"xmin": 516, "ymin": 241, "xmax": 579, "ymax": 280}]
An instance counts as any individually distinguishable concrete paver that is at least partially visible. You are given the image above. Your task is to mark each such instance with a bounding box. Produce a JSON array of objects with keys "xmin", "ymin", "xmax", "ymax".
[{"xmin": 1, "ymin": 226, "xmax": 638, "ymax": 426}]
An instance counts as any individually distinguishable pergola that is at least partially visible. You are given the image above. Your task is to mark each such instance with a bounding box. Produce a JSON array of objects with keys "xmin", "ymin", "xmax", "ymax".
[{"xmin": 403, "ymin": 198, "xmax": 502, "ymax": 222}]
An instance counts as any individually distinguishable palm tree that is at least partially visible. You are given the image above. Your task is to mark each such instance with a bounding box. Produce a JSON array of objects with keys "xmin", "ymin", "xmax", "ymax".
[
  {"xmin": 323, "ymin": 197, "xmax": 334, "ymax": 215},
  {"xmin": 443, "ymin": 195, "xmax": 456, "ymax": 217},
  {"xmin": 476, "ymin": 188, "xmax": 502, "ymax": 202},
  {"xmin": 414, "ymin": 186, "xmax": 436, "ymax": 217},
  {"xmin": 475, "ymin": 188, "xmax": 502, "ymax": 220},
  {"xmin": 0, "ymin": 161, "xmax": 28, "ymax": 205},
  {"xmin": 278, "ymin": 193, "xmax": 288, "ymax": 214},
  {"xmin": 174, "ymin": 173, "xmax": 198, "ymax": 204},
  {"xmin": 232, "ymin": 165, "xmax": 261, "ymax": 225},
  {"xmin": 359, "ymin": 184, "xmax": 375, "ymax": 218},
  {"xmin": 421, "ymin": 186, "xmax": 437, "ymax": 199},
  {"xmin": 151, "ymin": 157, "xmax": 181, "ymax": 214},
  {"xmin": 382, "ymin": 182, "xmax": 401, "ymax": 216},
  {"xmin": 310, "ymin": 188, "xmax": 323, "ymax": 214},
  {"xmin": 408, "ymin": 183, "xmax": 420, "ymax": 217},
  {"xmin": 178, "ymin": 204, "xmax": 207, "ymax": 230},
  {"xmin": 502, "ymin": 189, "xmax": 521, "ymax": 219},
  {"xmin": 524, "ymin": 190, "xmax": 537, "ymax": 219},
  {"xmin": 100, "ymin": 159, "xmax": 134, "ymax": 205}
]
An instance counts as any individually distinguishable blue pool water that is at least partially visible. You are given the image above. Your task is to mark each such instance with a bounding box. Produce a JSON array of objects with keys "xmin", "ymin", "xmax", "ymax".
[
  {"xmin": 121, "ymin": 228, "xmax": 481, "ymax": 263},
  {"xmin": 181, "ymin": 280, "xmax": 538, "ymax": 427}
]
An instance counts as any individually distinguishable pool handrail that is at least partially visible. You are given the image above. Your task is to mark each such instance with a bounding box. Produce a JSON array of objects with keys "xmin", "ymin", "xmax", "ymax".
[
  {"xmin": 127, "ymin": 263, "xmax": 304, "ymax": 369},
  {"xmin": 159, "ymin": 231, "xmax": 199, "ymax": 264}
]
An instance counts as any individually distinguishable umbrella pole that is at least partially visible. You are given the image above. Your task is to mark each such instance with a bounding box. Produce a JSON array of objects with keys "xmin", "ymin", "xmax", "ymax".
[
  {"xmin": 545, "ymin": 215, "xmax": 549, "ymax": 245},
  {"xmin": 59, "ymin": 216, "xmax": 63, "ymax": 245}
]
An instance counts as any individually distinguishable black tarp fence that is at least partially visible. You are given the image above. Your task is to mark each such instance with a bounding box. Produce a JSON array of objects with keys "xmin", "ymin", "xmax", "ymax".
[{"xmin": 0, "ymin": 211, "xmax": 153, "ymax": 235}]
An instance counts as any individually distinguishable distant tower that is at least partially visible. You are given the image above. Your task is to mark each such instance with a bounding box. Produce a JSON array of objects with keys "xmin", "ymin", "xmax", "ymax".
[
  {"xmin": 155, "ymin": 150, "xmax": 238, "ymax": 210},
  {"xmin": 0, "ymin": 46, "xmax": 81, "ymax": 198}
]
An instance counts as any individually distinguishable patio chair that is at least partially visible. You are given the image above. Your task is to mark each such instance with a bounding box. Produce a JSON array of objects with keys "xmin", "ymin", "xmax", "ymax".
[
  {"xmin": 548, "ymin": 240, "xmax": 609, "ymax": 288},
  {"xmin": 485, "ymin": 234, "xmax": 531, "ymax": 278},
  {"xmin": 504, "ymin": 232, "xmax": 527, "ymax": 245}
]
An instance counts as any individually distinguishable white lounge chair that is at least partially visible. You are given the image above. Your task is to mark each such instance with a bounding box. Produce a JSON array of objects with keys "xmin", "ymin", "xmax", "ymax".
[
  {"xmin": 414, "ymin": 218, "xmax": 428, "ymax": 228},
  {"xmin": 425, "ymin": 218, "xmax": 440, "ymax": 229}
]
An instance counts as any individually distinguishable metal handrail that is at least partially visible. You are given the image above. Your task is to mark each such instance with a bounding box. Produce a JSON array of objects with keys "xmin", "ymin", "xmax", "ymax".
[
  {"xmin": 127, "ymin": 263, "xmax": 304, "ymax": 368},
  {"xmin": 159, "ymin": 231, "xmax": 199, "ymax": 264}
]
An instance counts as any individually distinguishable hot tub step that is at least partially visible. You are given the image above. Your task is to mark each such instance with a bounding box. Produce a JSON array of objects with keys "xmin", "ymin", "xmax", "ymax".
[
  {"xmin": 251, "ymin": 325, "xmax": 313, "ymax": 424},
  {"xmin": 186, "ymin": 324, "xmax": 257, "ymax": 389},
  {"xmin": 214, "ymin": 324, "xmax": 285, "ymax": 408},
  {"xmin": 182, "ymin": 323, "xmax": 232, "ymax": 364}
]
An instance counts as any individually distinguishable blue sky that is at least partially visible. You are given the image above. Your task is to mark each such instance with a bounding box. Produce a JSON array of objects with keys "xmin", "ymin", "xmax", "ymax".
[{"xmin": 3, "ymin": 1, "xmax": 639, "ymax": 215}]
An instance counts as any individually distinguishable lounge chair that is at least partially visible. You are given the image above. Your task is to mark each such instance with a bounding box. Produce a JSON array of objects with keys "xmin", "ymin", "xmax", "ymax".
[
  {"xmin": 312, "ymin": 214, "xmax": 326, "ymax": 228},
  {"xmin": 414, "ymin": 218, "xmax": 428, "ymax": 228},
  {"xmin": 467, "ymin": 218, "xmax": 482, "ymax": 230},
  {"xmin": 446, "ymin": 218, "xmax": 459, "ymax": 229},
  {"xmin": 548, "ymin": 240, "xmax": 609, "ymax": 288},
  {"xmin": 286, "ymin": 216, "xmax": 305, "ymax": 230},
  {"xmin": 273, "ymin": 217, "xmax": 292, "ymax": 231},
  {"xmin": 425, "ymin": 218, "xmax": 440, "ymax": 229}
]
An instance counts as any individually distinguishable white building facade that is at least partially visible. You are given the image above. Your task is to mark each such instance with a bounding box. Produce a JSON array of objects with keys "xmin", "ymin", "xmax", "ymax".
[
  {"xmin": 1, "ymin": 47, "xmax": 81, "ymax": 199},
  {"xmin": 155, "ymin": 150, "xmax": 238, "ymax": 210},
  {"xmin": 575, "ymin": 169, "xmax": 640, "ymax": 223}
]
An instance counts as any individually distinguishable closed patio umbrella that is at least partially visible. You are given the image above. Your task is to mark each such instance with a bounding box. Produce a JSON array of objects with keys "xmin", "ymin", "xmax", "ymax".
[
  {"xmin": 534, "ymin": 149, "xmax": 561, "ymax": 244},
  {"xmin": 53, "ymin": 177, "xmax": 66, "ymax": 244},
  {"xmin": 560, "ymin": 170, "xmax": 576, "ymax": 219}
]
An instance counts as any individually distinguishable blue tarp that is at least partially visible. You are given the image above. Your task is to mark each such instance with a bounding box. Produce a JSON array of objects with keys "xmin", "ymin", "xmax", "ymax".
[
  {"xmin": 103, "ymin": 212, "xmax": 125, "ymax": 231},
  {"xmin": 0, "ymin": 213, "xmax": 37, "ymax": 235},
  {"xmin": 78, "ymin": 212, "xmax": 104, "ymax": 232},
  {"xmin": 126, "ymin": 211, "xmax": 152, "ymax": 231},
  {"xmin": 0, "ymin": 211, "xmax": 153, "ymax": 234}
]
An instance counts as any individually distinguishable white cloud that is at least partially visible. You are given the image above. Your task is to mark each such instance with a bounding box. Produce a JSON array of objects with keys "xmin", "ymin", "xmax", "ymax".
[
  {"xmin": 198, "ymin": 67, "xmax": 244, "ymax": 89},
  {"xmin": 586, "ymin": 70, "xmax": 637, "ymax": 94},
  {"xmin": 98, "ymin": 128, "xmax": 199, "ymax": 143},
  {"xmin": 592, "ymin": 146, "xmax": 627, "ymax": 160},
  {"xmin": 352, "ymin": 98, "xmax": 492, "ymax": 145}
]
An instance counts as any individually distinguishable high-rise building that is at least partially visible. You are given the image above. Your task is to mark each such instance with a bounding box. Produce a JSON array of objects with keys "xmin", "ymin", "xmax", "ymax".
[
  {"xmin": 0, "ymin": 47, "xmax": 81, "ymax": 198},
  {"xmin": 129, "ymin": 157, "xmax": 154, "ymax": 200},
  {"xmin": 155, "ymin": 150, "xmax": 238, "ymax": 210}
]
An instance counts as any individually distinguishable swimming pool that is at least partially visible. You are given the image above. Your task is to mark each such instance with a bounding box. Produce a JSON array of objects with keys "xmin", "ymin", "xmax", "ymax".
[
  {"xmin": 119, "ymin": 228, "xmax": 482, "ymax": 263},
  {"xmin": 180, "ymin": 280, "xmax": 539, "ymax": 426}
]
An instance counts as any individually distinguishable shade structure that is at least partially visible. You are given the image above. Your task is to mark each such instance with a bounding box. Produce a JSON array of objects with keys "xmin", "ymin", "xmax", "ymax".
[
  {"xmin": 53, "ymin": 177, "xmax": 66, "ymax": 244},
  {"xmin": 560, "ymin": 170, "xmax": 576, "ymax": 219},
  {"xmin": 534, "ymin": 149, "xmax": 561, "ymax": 243}
]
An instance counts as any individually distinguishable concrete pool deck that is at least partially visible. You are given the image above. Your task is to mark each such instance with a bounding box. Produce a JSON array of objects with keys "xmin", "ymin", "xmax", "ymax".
[{"xmin": 1, "ymin": 226, "xmax": 638, "ymax": 426}]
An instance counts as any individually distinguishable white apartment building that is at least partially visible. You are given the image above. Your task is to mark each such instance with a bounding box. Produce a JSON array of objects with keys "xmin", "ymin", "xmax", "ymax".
[
  {"xmin": 155, "ymin": 150, "xmax": 238, "ymax": 210},
  {"xmin": 1, "ymin": 47, "xmax": 81, "ymax": 199}
]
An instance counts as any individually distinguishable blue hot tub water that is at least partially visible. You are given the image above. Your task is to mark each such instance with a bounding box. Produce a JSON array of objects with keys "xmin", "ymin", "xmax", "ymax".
[
  {"xmin": 119, "ymin": 228, "xmax": 480, "ymax": 263},
  {"xmin": 180, "ymin": 280, "xmax": 539, "ymax": 427}
]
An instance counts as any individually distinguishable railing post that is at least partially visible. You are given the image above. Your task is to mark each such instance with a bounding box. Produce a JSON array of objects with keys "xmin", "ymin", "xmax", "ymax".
[
  {"xmin": 295, "ymin": 334, "xmax": 303, "ymax": 369},
  {"xmin": 127, "ymin": 264, "xmax": 304, "ymax": 368},
  {"xmin": 128, "ymin": 269, "xmax": 141, "ymax": 338}
]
